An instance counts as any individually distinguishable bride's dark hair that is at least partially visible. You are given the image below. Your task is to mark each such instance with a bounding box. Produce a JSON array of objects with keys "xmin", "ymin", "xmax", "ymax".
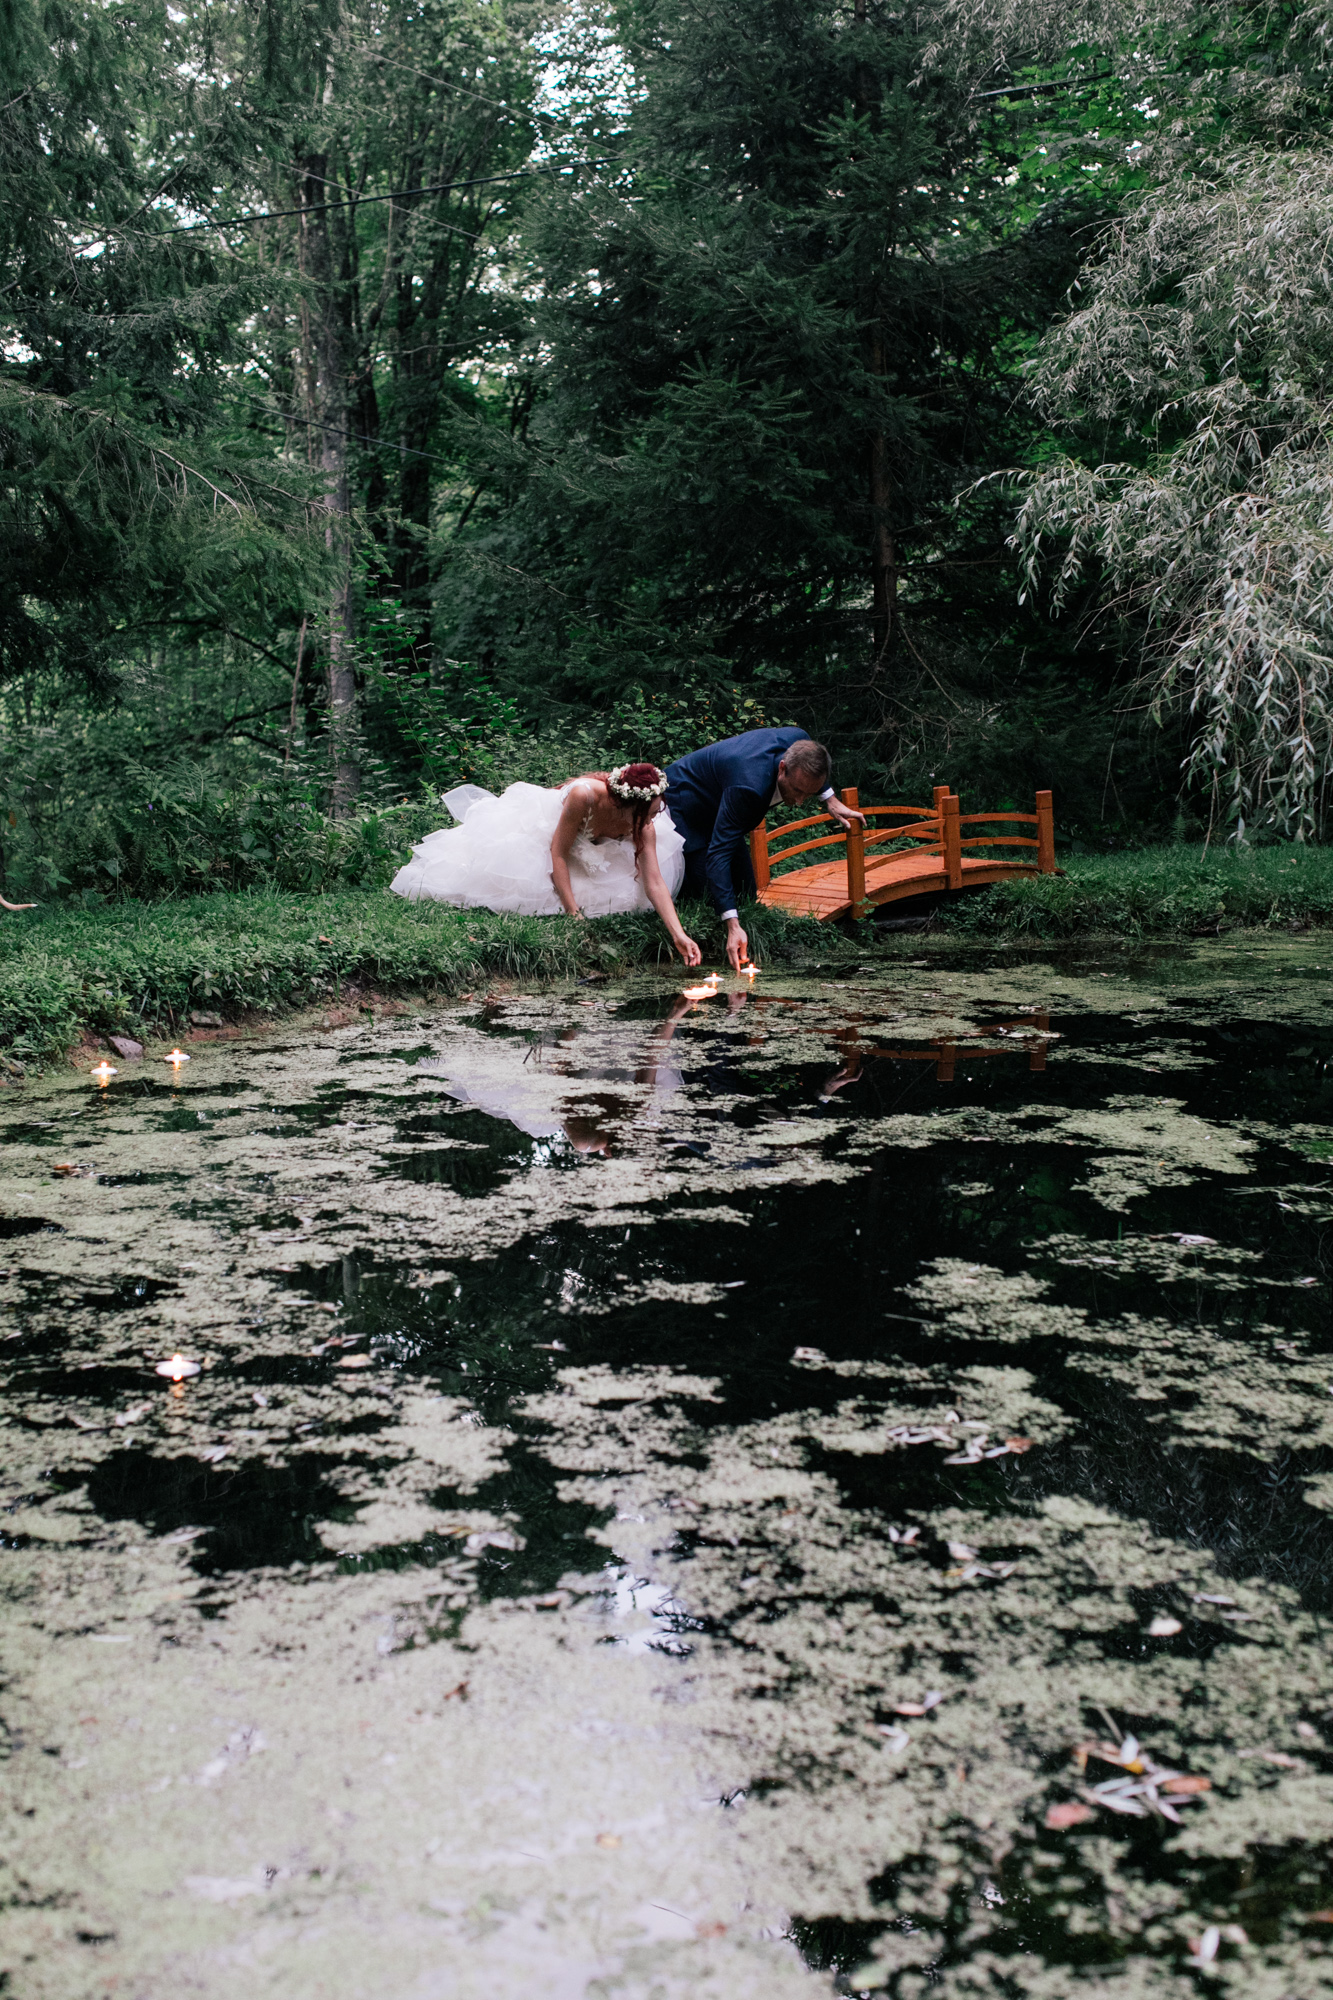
[{"xmin": 581, "ymin": 763, "xmax": 666, "ymax": 854}]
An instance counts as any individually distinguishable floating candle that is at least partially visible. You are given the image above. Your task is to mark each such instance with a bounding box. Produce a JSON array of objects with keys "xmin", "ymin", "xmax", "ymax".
[
  {"xmin": 740, "ymin": 964, "xmax": 759, "ymax": 982},
  {"xmin": 154, "ymin": 1353, "xmax": 201, "ymax": 1381},
  {"xmin": 164, "ymin": 1049, "xmax": 191, "ymax": 1068},
  {"xmin": 90, "ymin": 1061, "xmax": 117, "ymax": 1085},
  {"xmin": 682, "ymin": 984, "xmax": 715, "ymax": 1000}
]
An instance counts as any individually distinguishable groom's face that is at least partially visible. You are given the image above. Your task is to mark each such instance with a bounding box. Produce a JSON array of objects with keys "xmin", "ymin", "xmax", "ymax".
[{"xmin": 775, "ymin": 759, "xmax": 822, "ymax": 808}]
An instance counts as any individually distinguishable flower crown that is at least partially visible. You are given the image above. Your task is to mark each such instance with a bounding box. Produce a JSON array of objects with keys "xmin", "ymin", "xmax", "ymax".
[{"xmin": 608, "ymin": 764, "xmax": 668, "ymax": 804}]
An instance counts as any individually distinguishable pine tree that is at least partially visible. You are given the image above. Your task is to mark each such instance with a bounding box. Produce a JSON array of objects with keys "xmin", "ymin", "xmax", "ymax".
[
  {"xmin": 0, "ymin": 0, "xmax": 313, "ymax": 699},
  {"xmin": 439, "ymin": 0, "xmax": 1119, "ymax": 736}
]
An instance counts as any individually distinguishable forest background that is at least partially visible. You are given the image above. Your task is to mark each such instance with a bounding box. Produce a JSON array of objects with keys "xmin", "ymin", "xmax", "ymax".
[{"xmin": 5, "ymin": 0, "xmax": 1333, "ymax": 912}]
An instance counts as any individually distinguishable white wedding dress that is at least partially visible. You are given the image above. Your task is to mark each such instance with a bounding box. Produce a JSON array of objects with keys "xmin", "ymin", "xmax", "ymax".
[{"xmin": 389, "ymin": 782, "xmax": 687, "ymax": 916}]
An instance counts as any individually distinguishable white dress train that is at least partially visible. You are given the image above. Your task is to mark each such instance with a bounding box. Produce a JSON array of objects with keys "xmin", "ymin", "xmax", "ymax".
[{"xmin": 389, "ymin": 782, "xmax": 686, "ymax": 916}]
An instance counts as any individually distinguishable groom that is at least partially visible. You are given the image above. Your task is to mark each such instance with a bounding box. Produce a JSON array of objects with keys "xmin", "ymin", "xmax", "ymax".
[{"xmin": 665, "ymin": 727, "xmax": 864, "ymax": 970}]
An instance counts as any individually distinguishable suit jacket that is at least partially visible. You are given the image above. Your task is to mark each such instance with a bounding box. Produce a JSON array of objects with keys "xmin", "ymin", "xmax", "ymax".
[{"xmin": 665, "ymin": 726, "xmax": 813, "ymax": 915}]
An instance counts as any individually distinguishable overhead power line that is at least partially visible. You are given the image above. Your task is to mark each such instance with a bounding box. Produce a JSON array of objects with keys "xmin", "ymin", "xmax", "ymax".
[
  {"xmin": 240, "ymin": 398, "xmax": 456, "ymax": 466},
  {"xmin": 159, "ymin": 156, "xmax": 617, "ymax": 236}
]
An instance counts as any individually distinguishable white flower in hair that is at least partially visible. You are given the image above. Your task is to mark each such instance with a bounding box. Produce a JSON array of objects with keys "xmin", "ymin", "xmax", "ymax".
[{"xmin": 608, "ymin": 764, "xmax": 668, "ymax": 803}]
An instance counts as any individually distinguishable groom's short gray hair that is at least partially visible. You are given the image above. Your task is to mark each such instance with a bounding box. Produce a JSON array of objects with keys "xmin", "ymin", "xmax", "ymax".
[{"xmin": 783, "ymin": 738, "xmax": 832, "ymax": 786}]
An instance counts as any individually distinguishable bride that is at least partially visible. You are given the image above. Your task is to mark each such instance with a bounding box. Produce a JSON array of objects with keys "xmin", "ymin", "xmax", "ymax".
[{"xmin": 389, "ymin": 762, "xmax": 702, "ymax": 965}]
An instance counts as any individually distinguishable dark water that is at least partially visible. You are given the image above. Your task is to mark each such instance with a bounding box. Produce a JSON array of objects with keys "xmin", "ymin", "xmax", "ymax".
[{"xmin": 2, "ymin": 940, "xmax": 1332, "ymax": 1998}]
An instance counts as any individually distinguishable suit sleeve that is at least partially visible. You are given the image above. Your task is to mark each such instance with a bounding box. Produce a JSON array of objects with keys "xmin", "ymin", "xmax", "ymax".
[{"xmin": 705, "ymin": 786, "xmax": 765, "ymax": 915}]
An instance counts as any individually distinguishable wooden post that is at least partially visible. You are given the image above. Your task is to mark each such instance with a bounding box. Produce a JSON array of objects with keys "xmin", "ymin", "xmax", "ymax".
[
  {"xmin": 935, "ymin": 1040, "xmax": 956, "ymax": 1082},
  {"xmin": 932, "ymin": 783, "xmax": 948, "ymax": 858},
  {"xmin": 942, "ymin": 792, "xmax": 962, "ymax": 890},
  {"xmin": 750, "ymin": 822, "xmax": 770, "ymax": 892},
  {"xmin": 1029, "ymin": 1008, "xmax": 1049, "ymax": 1074},
  {"xmin": 843, "ymin": 786, "xmax": 866, "ymax": 917},
  {"xmin": 1035, "ymin": 789, "xmax": 1055, "ymax": 874}
]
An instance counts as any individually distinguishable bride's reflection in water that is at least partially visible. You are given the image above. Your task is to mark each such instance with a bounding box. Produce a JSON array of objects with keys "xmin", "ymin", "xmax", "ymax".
[
  {"xmin": 429, "ymin": 991, "xmax": 1056, "ymax": 1157},
  {"xmin": 561, "ymin": 987, "xmax": 748, "ymax": 1152}
]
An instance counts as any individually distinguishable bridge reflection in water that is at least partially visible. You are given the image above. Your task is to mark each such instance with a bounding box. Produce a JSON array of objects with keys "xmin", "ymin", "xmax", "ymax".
[{"xmin": 820, "ymin": 1010, "xmax": 1053, "ymax": 1095}]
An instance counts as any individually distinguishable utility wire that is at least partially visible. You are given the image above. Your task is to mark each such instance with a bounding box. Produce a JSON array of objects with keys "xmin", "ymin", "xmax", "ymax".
[
  {"xmin": 239, "ymin": 398, "xmax": 457, "ymax": 467},
  {"xmin": 159, "ymin": 156, "xmax": 616, "ymax": 236}
]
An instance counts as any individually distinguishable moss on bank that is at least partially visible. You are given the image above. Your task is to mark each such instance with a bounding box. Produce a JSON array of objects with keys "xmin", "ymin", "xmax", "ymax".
[{"xmin": 0, "ymin": 890, "xmax": 852, "ymax": 1064}]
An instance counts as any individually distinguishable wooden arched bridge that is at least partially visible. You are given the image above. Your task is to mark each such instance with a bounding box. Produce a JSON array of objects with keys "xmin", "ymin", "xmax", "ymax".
[{"xmin": 751, "ymin": 785, "xmax": 1056, "ymax": 922}]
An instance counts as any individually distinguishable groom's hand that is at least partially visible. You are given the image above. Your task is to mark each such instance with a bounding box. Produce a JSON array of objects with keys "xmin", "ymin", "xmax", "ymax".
[
  {"xmin": 825, "ymin": 796, "xmax": 867, "ymax": 830},
  {"xmin": 725, "ymin": 918, "xmax": 749, "ymax": 971}
]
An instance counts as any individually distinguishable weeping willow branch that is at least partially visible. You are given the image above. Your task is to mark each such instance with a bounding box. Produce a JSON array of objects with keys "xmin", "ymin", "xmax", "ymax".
[{"xmin": 1006, "ymin": 148, "xmax": 1333, "ymax": 840}]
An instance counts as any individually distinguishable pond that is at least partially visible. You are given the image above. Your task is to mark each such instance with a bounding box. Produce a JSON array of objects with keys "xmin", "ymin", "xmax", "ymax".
[{"xmin": 2, "ymin": 937, "xmax": 1331, "ymax": 1998}]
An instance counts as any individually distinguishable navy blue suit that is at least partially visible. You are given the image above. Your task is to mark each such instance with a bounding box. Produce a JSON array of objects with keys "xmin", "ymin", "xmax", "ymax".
[{"xmin": 666, "ymin": 727, "xmax": 815, "ymax": 916}]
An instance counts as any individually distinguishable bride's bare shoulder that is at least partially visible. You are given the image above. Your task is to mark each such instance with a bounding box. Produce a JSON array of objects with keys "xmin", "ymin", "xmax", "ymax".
[{"xmin": 564, "ymin": 772, "xmax": 607, "ymax": 804}]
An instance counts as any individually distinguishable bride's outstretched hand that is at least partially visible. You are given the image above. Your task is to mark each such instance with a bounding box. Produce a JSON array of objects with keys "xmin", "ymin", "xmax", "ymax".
[{"xmin": 675, "ymin": 932, "xmax": 702, "ymax": 968}]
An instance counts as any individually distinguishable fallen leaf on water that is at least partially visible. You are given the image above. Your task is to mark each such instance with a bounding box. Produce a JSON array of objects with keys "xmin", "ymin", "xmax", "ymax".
[
  {"xmin": 695, "ymin": 1921, "xmax": 727, "ymax": 1939},
  {"xmin": 442, "ymin": 1680, "xmax": 469, "ymax": 1701},
  {"xmin": 114, "ymin": 1403, "xmax": 150, "ymax": 1427},
  {"xmin": 198, "ymin": 1445, "xmax": 229, "ymax": 1464},
  {"xmin": 1305, "ymin": 1910, "xmax": 1333, "ymax": 1923},
  {"xmin": 1161, "ymin": 1774, "xmax": 1211, "ymax": 1795},
  {"xmin": 1148, "ymin": 1614, "xmax": 1183, "ymax": 1636},
  {"xmin": 1045, "ymin": 1801, "xmax": 1095, "ymax": 1829},
  {"xmin": 947, "ymin": 1540, "xmax": 978, "ymax": 1561},
  {"xmin": 335, "ymin": 1354, "xmax": 373, "ymax": 1370},
  {"xmin": 1256, "ymin": 1751, "xmax": 1303, "ymax": 1768},
  {"xmin": 318, "ymin": 935, "xmax": 332, "ymax": 944},
  {"xmin": 52, "ymin": 1162, "xmax": 95, "ymax": 1178},
  {"xmin": 1296, "ymin": 1720, "xmax": 1319, "ymax": 1741},
  {"xmin": 596, "ymin": 1832, "xmax": 622, "ymax": 1850},
  {"xmin": 893, "ymin": 1691, "xmax": 945, "ymax": 1716},
  {"xmin": 875, "ymin": 1725, "xmax": 911, "ymax": 1753},
  {"xmin": 1194, "ymin": 1593, "xmax": 1235, "ymax": 1606},
  {"xmin": 1188, "ymin": 1928, "xmax": 1221, "ymax": 1966},
  {"xmin": 792, "ymin": 1346, "xmax": 825, "ymax": 1363},
  {"xmin": 464, "ymin": 1528, "xmax": 525, "ymax": 1555}
]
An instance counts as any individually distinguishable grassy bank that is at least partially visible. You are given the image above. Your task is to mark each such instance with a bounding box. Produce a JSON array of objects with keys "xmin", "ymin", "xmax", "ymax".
[
  {"xmin": 3, "ymin": 845, "xmax": 1331, "ymax": 1067},
  {"xmin": 933, "ymin": 842, "xmax": 1333, "ymax": 939},
  {"xmin": 0, "ymin": 890, "xmax": 852, "ymax": 1066}
]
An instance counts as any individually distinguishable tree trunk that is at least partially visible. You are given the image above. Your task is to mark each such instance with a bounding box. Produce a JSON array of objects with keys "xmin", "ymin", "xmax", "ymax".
[
  {"xmin": 868, "ymin": 324, "xmax": 897, "ymax": 667},
  {"xmin": 296, "ymin": 149, "xmax": 359, "ymax": 815},
  {"xmin": 854, "ymin": 0, "xmax": 896, "ymax": 669}
]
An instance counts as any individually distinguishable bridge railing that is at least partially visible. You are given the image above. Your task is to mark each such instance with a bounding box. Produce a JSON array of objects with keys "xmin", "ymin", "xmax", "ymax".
[
  {"xmin": 751, "ymin": 786, "xmax": 1056, "ymax": 909},
  {"xmin": 751, "ymin": 786, "xmax": 949, "ymax": 893}
]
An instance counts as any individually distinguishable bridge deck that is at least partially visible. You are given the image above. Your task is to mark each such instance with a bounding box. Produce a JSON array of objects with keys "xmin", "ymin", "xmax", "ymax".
[{"xmin": 751, "ymin": 786, "xmax": 1055, "ymax": 923}]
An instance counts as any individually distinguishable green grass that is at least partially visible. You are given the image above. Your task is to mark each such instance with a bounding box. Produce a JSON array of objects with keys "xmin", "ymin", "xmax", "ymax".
[
  {"xmin": 933, "ymin": 842, "xmax": 1333, "ymax": 938},
  {"xmin": 4, "ymin": 845, "xmax": 1332, "ymax": 1067},
  {"xmin": 0, "ymin": 890, "xmax": 853, "ymax": 1065}
]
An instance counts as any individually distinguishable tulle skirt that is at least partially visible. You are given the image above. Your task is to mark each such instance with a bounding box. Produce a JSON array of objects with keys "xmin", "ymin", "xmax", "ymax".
[{"xmin": 388, "ymin": 783, "xmax": 686, "ymax": 917}]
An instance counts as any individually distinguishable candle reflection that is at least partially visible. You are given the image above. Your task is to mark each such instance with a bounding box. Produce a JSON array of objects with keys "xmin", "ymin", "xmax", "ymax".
[{"xmin": 154, "ymin": 1353, "xmax": 201, "ymax": 1381}]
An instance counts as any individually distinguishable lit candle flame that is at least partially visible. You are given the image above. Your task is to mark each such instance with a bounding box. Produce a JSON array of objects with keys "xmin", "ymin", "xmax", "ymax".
[
  {"xmin": 90, "ymin": 1061, "xmax": 117, "ymax": 1085},
  {"xmin": 741, "ymin": 964, "xmax": 759, "ymax": 981},
  {"xmin": 154, "ymin": 1353, "xmax": 201, "ymax": 1381},
  {"xmin": 164, "ymin": 1049, "xmax": 191, "ymax": 1068}
]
